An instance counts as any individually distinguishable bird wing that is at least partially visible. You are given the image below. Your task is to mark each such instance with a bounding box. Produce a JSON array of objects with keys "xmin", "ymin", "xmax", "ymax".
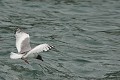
[
  {"xmin": 23, "ymin": 44, "xmax": 52, "ymax": 58},
  {"xmin": 16, "ymin": 31, "xmax": 31, "ymax": 53}
]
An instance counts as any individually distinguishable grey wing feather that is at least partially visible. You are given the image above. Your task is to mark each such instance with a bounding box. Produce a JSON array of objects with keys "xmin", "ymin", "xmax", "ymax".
[
  {"xmin": 20, "ymin": 37, "xmax": 31, "ymax": 53},
  {"xmin": 16, "ymin": 30, "xmax": 31, "ymax": 54}
]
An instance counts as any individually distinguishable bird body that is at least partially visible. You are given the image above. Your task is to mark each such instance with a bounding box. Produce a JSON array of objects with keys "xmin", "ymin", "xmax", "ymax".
[{"xmin": 10, "ymin": 28, "xmax": 52, "ymax": 63}]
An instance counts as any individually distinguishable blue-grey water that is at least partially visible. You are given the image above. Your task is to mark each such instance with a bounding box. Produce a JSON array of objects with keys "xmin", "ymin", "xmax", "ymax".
[{"xmin": 0, "ymin": 0, "xmax": 120, "ymax": 80}]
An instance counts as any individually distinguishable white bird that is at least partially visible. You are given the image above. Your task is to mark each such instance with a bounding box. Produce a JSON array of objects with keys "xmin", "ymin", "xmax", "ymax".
[{"xmin": 10, "ymin": 28, "xmax": 53, "ymax": 64}]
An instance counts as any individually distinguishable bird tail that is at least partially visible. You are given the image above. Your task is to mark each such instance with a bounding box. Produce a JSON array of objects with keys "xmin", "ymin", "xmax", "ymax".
[{"xmin": 10, "ymin": 52, "xmax": 23, "ymax": 59}]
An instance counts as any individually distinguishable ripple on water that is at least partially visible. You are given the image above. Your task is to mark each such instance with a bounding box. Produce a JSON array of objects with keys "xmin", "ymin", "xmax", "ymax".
[{"xmin": 0, "ymin": 0, "xmax": 120, "ymax": 80}]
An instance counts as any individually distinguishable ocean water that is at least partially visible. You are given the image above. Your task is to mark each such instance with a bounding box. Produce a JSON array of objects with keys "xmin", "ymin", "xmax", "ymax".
[{"xmin": 0, "ymin": 0, "xmax": 120, "ymax": 80}]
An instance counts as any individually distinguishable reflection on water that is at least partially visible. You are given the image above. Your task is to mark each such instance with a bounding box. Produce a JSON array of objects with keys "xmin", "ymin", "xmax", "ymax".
[{"xmin": 0, "ymin": 0, "xmax": 120, "ymax": 80}]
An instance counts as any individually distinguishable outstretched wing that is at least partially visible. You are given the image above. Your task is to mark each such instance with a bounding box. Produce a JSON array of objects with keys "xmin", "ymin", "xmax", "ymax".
[
  {"xmin": 15, "ymin": 29, "xmax": 31, "ymax": 53},
  {"xmin": 23, "ymin": 44, "xmax": 52, "ymax": 58}
]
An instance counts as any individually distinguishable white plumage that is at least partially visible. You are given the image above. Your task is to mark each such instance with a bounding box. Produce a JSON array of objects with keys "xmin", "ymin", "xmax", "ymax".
[
  {"xmin": 10, "ymin": 52, "xmax": 24, "ymax": 59},
  {"xmin": 15, "ymin": 29, "xmax": 31, "ymax": 53},
  {"xmin": 23, "ymin": 44, "xmax": 52, "ymax": 58},
  {"xmin": 10, "ymin": 28, "xmax": 53, "ymax": 63}
]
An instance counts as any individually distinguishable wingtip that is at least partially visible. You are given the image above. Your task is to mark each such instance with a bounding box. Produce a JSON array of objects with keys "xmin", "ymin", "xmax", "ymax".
[
  {"xmin": 45, "ymin": 44, "xmax": 54, "ymax": 51},
  {"xmin": 14, "ymin": 28, "xmax": 21, "ymax": 34}
]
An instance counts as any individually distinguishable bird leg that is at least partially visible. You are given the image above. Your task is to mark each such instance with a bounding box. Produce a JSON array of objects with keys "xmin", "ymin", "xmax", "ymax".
[{"xmin": 21, "ymin": 58, "xmax": 29, "ymax": 64}]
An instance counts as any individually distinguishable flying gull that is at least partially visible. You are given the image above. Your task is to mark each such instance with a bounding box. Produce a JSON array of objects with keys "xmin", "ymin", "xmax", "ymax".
[{"xmin": 10, "ymin": 28, "xmax": 53, "ymax": 64}]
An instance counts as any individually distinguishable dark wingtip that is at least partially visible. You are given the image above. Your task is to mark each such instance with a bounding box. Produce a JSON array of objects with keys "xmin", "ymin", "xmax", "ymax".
[
  {"xmin": 36, "ymin": 55, "xmax": 43, "ymax": 61},
  {"xmin": 14, "ymin": 28, "xmax": 21, "ymax": 34}
]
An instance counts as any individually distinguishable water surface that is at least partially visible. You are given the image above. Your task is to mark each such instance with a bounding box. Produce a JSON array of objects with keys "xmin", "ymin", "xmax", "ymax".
[{"xmin": 0, "ymin": 0, "xmax": 120, "ymax": 80}]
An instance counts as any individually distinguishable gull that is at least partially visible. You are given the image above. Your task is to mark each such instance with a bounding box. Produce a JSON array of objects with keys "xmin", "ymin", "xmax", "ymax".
[{"xmin": 10, "ymin": 28, "xmax": 53, "ymax": 64}]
